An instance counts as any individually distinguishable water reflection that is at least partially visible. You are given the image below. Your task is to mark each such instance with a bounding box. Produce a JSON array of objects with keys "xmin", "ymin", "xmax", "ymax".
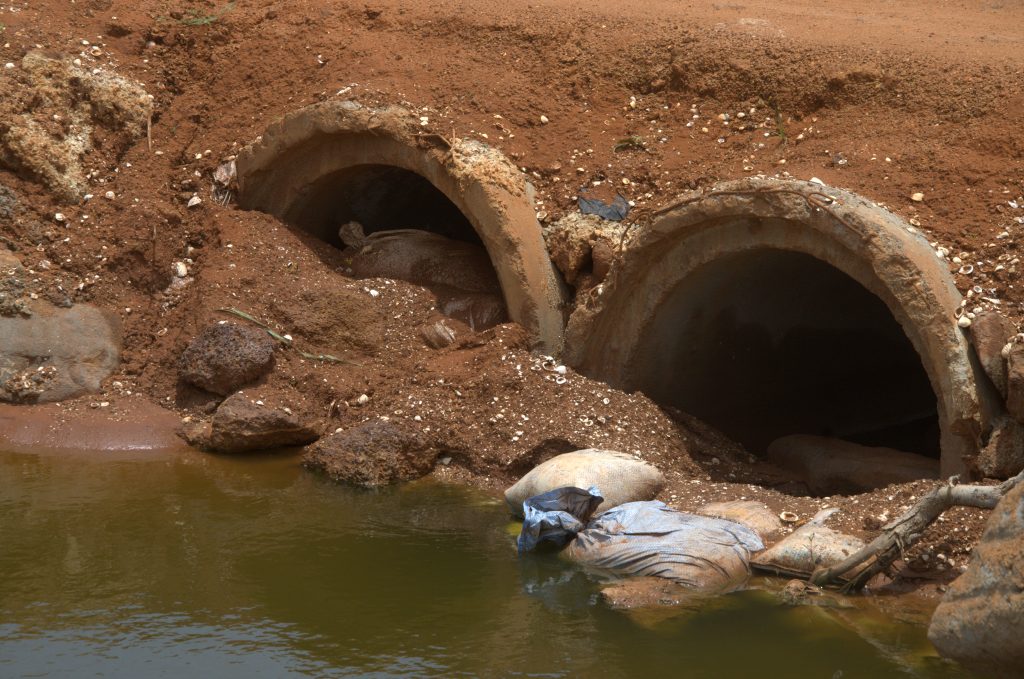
[{"xmin": 0, "ymin": 448, "xmax": 971, "ymax": 678}]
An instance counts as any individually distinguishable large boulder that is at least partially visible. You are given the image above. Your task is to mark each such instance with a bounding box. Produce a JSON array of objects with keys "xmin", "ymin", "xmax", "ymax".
[
  {"xmin": 766, "ymin": 434, "xmax": 939, "ymax": 495},
  {"xmin": 565, "ymin": 501, "xmax": 763, "ymax": 593},
  {"xmin": 0, "ymin": 301, "xmax": 120, "ymax": 403},
  {"xmin": 184, "ymin": 393, "xmax": 320, "ymax": 453},
  {"xmin": 303, "ymin": 419, "xmax": 440, "ymax": 487},
  {"xmin": 976, "ymin": 416, "xmax": 1024, "ymax": 478},
  {"xmin": 928, "ymin": 481, "xmax": 1024, "ymax": 678},
  {"xmin": 179, "ymin": 322, "xmax": 276, "ymax": 395},
  {"xmin": 969, "ymin": 312, "xmax": 1015, "ymax": 398},
  {"xmin": 504, "ymin": 448, "xmax": 665, "ymax": 518},
  {"xmin": 1006, "ymin": 343, "xmax": 1024, "ymax": 423}
]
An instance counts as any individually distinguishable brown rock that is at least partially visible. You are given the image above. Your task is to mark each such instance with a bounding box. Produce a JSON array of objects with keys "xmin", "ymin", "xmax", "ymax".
[
  {"xmin": 1005, "ymin": 343, "xmax": 1024, "ymax": 422},
  {"xmin": 599, "ymin": 577, "xmax": 691, "ymax": 610},
  {"xmin": 179, "ymin": 322, "xmax": 276, "ymax": 396},
  {"xmin": 969, "ymin": 312, "xmax": 1015, "ymax": 398},
  {"xmin": 766, "ymin": 434, "xmax": 939, "ymax": 496},
  {"xmin": 303, "ymin": 419, "xmax": 439, "ymax": 487},
  {"xmin": 0, "ymin": 301, "xmax": 120, "ymax": 403},
  {"xmin": 929, "ymin": 480, "xmax": 1024, "ymax": 678},
  {"xmin": 420, "ymin": 319, "xmax": 457, "ymax": 349},
  {"xmin": 185, "ymin": 393, "xmax": 319, "ymax": 453},
  {"xmin": 697, "ymin": 499, "xmax": 785, "ymax": 542},
  {"xmin": 977, "ymin": 416, "xmax": 1024, "ymax": 478}
]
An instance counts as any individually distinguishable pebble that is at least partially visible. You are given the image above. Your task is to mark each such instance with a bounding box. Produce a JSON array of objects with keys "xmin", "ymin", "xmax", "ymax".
[
  {"xmin": 356, "ymin": 394, "xmax": 370, "ymax": 405},
  {"xmin": 540, "ymin": 115, "xmax": 550, "ymax": 124},
  {"xmin": 957, "ymin": 316, "xmax": 973, "ymax": 329},
  {"xmin": 3, "ymin": 63, "xmax": 14, "ymax": 70},
  {"xmin": 911, "ymin": 192, "xmax": 925, "ymax": 202},
  {"xmin": 187, "ymin": 196, "xmax": 202, "ymax": 208},
  {"xmin": 104, "ymin": 190, "xmax": 115, "ymax": 200},
  {"xmin": 173, "ymin": 261, "xmax": 188, "ymax": 278},
  {"xmin": 54, "ymin": 213, "xmax": 66, "ymax": 222}
]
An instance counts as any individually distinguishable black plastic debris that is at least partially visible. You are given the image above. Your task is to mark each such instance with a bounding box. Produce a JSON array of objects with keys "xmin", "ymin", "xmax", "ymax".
[
  {"xmin": 578, "ymin": 194, "xmax": 630, "ymax": 221},
  {"xmin": 516, "ymin": 486, "xmax": 604, "ymax": 553}
]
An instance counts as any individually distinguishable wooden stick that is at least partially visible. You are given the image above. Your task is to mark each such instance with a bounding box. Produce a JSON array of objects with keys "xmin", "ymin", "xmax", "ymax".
[{"xmin": 810, "ymin": 469, "xmax": 1024, "ymax": 591}]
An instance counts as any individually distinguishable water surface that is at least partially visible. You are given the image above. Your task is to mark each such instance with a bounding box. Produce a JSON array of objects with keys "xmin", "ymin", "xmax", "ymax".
[{"xmin": 0, "ymin": 448, "xmax": 971, "ymax": 677}]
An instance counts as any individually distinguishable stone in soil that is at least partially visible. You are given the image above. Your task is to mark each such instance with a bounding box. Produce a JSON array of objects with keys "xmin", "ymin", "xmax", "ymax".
[
  {"xmin": 178, "ymin": 321, "xmax": 276, "ymax": 396},
  {"xmin": 976, "ymin": 416, "xmax": 1024, "ymax": 478},
  {"xmin": 0, "ymin": 301, "xmax": 120, "ymax": 403},
  {"xmin": 1004, "ymin": 342, "xmax": 1024, "ymax": 423},
  {"xmin": 928, "ymin": 479, "xmax": 1024, "ymax": 679},
  {"xmin": 599, "ymin": 576, "xmax": 694, "ymax": 610},
  {"xmin": 968, "ymin": 311, "xmax": 1015, "ymax": 399},
  {"xmin": 303, "ymin": 419, "xmax": 440, "ymax": 487},
  {"xmin": 184, "ymin": 392, "xmax": 320, "ymax": 453}
]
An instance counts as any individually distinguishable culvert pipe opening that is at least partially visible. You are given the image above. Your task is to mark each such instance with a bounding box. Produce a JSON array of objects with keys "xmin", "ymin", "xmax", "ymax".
[
  {"xmin": 286, "ymin": 163, "xmax": 506, "ymax": 331},
  {"xmin": 566, "ymin": 179, "xmax": 988, "ymax": 486},
  {"xmin": 286, "ymin": 164, "xmax": 482, "ymax": 248},
  {"xmin": 635, "ymin": 249, "xmax": 940, "ymax": 459},
  {"xmin": 235, "ymin": 101, "xmax": 568, "ymax": 351}
]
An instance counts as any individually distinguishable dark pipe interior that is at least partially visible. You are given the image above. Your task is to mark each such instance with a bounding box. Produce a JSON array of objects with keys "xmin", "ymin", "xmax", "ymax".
[
  {"xmin": 635, "ymin": 249, "xmax": 940, "ymax": 457},
  {"xmin": 286, "ymin": 164, "xmax": 481, "ymax": 248}
]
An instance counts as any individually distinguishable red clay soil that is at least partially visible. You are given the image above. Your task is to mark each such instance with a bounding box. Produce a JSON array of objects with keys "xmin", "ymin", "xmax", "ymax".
[{"xmin": 2, "ymin": 0, "xmax": 1022, "ymax": 597}]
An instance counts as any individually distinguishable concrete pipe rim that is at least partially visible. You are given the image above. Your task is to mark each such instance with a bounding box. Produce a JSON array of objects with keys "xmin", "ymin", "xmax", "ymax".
[
  {"xmin": 565, "ymin": 177, "xmax": 989, "ymax": 479},
  {"xmin": 234, "ymin": 99, "xmax": 568, "ymax": 354}
]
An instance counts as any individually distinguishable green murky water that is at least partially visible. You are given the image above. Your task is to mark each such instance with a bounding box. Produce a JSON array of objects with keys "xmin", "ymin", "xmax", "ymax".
[{"xmin": 0, "ymin": 448, "xmax": 972, "ymax": 678}]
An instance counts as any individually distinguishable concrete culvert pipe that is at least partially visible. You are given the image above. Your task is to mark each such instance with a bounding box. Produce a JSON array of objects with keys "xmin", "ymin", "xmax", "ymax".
[
  {"xmin": 235, "ymin": 100, "xmax": 567, "ymax": 352},
  {"xmin": 565, "ymin": 178, "xmax": 992, "ymax": 480}
]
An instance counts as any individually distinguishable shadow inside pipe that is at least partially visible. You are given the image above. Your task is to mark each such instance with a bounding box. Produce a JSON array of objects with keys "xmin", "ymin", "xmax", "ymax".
[
  {"xmin": 633, "ymin": 249, "xmax": 940, "ymax": 462},
  {"xmin": 285, "ymin": 164, "xmax": 482, "ymax": 247}
]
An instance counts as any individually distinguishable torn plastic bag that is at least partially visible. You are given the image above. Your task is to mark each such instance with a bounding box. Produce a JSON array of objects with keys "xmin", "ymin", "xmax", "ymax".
[
  {"xmin": 564, "ymin": 500, "xmax": 765, "ymax": 593},
  {"xmin": 517, "ymin": 486, "xmax": 604, "ymax": 553},
  {"xmin": 578, "ymin": 194, "xmax": 630, "ymax": 221}
]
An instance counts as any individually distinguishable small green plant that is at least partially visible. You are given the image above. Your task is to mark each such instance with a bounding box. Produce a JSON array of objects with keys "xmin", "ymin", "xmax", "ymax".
[
  {"xmin": 178, "ymin": 2, "xmax": 234, "ymax": 26},
  {"xmin": 614, "ymin": 135, "xmax": 646, "ymax": 152}
]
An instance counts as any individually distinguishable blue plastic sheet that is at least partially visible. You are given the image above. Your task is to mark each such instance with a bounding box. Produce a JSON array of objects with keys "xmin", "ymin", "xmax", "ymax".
[
  {"xmin": 578, "ymin": 194, "xmax": 630, "ymax": 221},
  {"xmin": 517, "ymin": 486, "xmax": 603, "ymax": 553}
]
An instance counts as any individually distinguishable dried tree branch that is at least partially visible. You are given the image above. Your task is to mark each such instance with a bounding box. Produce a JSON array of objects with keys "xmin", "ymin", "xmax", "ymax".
[{"xmin": 810, "ymin": 469, "xmax": 1024, "ymax": 592}]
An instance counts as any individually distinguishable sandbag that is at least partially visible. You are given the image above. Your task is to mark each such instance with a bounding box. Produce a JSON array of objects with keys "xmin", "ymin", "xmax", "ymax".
[
  {"xmin": 751, "ymin": 521, "xmax": 866, "ymax": 579},
  {"xmin": 516, "ymin": 486, "xmax": 603, "ymax": 553},
  {"xmin": 505, "ymin": 449, "xmax": 664, "ymax": 518},
  {"xmin": 564, "ymin": 501, "xmax": 764, "ymax": 593},
  {"xmin": 340, "ymin": 225, "xmax": 508, "ymax": 330}
]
